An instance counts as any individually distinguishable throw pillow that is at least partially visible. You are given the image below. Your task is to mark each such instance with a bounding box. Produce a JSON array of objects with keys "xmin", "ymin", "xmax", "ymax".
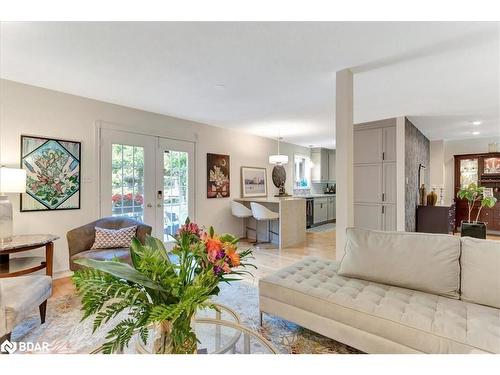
[{"xmin": 91, "ymin": 225, "xmax": 137, "ymax": 249}]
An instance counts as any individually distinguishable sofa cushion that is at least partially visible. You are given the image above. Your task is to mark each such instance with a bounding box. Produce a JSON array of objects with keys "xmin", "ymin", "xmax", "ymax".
[
  {"xmin": 260, "ymin": 257, "xmax": 500, "ymax": 353},
  {"xmin": 460, "ymin": 237, "xmax": 500, "ymax": 309},
  {"xmin": 1, "ymin": 275, "xmax": 52, "ymax": 333},
  {"xmin": 337, "ymin": 228, "xmax": 461, "ymax": 299},
  {"xmin": 71, "ymin": 248, "xmax": 131, "ymax": 267}
]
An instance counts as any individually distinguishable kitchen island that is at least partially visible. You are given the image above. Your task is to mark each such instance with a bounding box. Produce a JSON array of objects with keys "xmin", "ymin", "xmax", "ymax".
[{"xmin": 234, "ymin": 197, "xmax": 306, "ymax": 250}]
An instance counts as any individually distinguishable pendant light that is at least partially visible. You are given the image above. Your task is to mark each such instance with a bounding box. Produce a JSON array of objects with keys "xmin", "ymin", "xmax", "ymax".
[{"xmin": 269, "ymin": 136, "xmax": 289, "ymax": 165}]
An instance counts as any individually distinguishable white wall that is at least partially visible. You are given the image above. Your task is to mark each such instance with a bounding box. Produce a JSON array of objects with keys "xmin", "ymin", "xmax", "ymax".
[
  {"xmin": 0, "ymin": 79, "xmax": 310, "ymax": 276},
  {"xmin": 430, "ymin": 140, "xmax": 445, "ymax": 188},
  {"xmin": 430, "ymin": 136, "xmax": 500, "ymax": 205}
]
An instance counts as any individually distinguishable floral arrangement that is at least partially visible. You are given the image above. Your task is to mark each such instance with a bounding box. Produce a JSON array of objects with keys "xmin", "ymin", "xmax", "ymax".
[
  {"xmin": 111, "ymin": 193, "xmax": 144, "ymax": 206},
  {"xmin": 73, "ymin": 219, "xmax": 254, "ymax": 354}
]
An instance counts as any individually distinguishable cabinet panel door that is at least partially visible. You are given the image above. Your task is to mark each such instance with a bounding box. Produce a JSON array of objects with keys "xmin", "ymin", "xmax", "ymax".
[
  {"xmin": 313, "ymin": 202, "xmax": 328, "ymax": 223},
  {"xmin": 354, "ymin": 164, "xmax": 383, "ymax": 203},
  {"xmin": 383, "ymin": 126, "xmax": 397, "ymax": 162},
  {"xmin": 311, "ymin": 151, "xmax": 321, "ymax": 181},
  {"xmin": 383, "ymin": 204, "xmax": 397, "ymax": 231},
  {"xmin": 383, "ymin": 162, "xmax": 397, "ymax": 204},
  {"xmin": 320, "ymin": 150, "xmax": 329, "ymax": 181},
  {"xmin": 354, "ymin": 128, "xmax": 382, "ymax": 164},
  {"xmin": 354, "ymin": 203, "xmax": 382, "ymax": 230},
  {"xmin": 328, "ymin": 150, "xmax": 335, "ymax": 181}
]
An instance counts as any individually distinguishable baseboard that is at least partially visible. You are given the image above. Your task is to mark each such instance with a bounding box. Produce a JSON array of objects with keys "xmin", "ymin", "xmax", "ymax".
[{"xmin": 53, "ymin": 269, "xmax": 73, "ymax": 280}]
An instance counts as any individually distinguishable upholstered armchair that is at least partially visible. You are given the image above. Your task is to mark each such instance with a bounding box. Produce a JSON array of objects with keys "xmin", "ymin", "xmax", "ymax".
[
  {"xmin": 66, "ymin": 217, "xmax": 152, "ymax": 271},
  {"xmin": 0, "ymin": 275, "xmax": 52, "ymax": 343}
]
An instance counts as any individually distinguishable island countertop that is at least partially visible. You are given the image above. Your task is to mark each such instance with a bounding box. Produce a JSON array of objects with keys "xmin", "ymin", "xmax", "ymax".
[{"xmin": 234, "ymin": 197, "xmax": 304, "ymax": 204}]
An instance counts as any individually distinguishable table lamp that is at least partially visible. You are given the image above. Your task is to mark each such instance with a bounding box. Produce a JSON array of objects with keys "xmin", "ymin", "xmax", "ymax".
[{"xmin": 0, "ymin": 166, "xmax": 26, "ymax": 244}]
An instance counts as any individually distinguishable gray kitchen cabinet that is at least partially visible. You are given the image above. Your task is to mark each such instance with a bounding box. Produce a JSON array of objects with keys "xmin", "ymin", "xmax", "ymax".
[
  {"xmin": 328, "ymin": 149, "xmax": 335, "ymax": 181},
  {"xmin": 313, "ymin": 198, "xmax": 328, "ymax": 224},
  {"xmin": 311, "ymin": 148, "xmax": 335, "ymax": 183},
  {"xmin": 327, "ymin": 197, "xmax": 336, "ymax": 221},
  {"xmin": 353, "ymin": 120, "xmax": 397, "ymax": 231}
]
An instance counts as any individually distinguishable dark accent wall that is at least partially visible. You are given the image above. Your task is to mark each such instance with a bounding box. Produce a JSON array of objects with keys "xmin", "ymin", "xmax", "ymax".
[{"xmin": 405, "ymin": 118, "xmax": 430, "ymax": 232}]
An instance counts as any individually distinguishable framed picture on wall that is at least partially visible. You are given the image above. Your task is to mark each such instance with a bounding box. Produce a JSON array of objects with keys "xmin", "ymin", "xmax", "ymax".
[
  {"xmin": 20, "ymin": 135, "xmax": 81, "ymax": 211},
  {"xmin": 207, "ymin": 153, "xmax": 230, "ymax": 198},
  {"xmin": 241, "ymin": 166, "xmax": 267, "ymax": 198}
]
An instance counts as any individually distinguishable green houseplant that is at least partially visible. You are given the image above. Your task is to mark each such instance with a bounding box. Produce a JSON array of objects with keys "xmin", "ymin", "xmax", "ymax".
[
  {"xmin": 457, "ymin": 183, "xmax": 497, "ymax": 239},
  {"xmin": 72, "ymin": 219, "xmax": 254, "ymax": 354}
]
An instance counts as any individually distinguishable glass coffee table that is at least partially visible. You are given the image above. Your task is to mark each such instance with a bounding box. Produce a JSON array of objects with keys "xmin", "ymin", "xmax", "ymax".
[{"xmin": 94, "ymin": 303, "xmax": 278, "ymax": 354}]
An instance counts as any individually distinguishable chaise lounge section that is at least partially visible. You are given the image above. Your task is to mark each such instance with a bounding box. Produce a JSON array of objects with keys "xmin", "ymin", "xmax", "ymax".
[{"xmin": 259, "ymin": 228, "xmax": 500, "ymax": 354}]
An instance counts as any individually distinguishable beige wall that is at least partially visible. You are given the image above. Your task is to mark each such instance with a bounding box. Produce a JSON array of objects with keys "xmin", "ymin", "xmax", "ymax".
[{"xmin": 0, "ymin": 79, "xmax": 310, "ymax": 276}]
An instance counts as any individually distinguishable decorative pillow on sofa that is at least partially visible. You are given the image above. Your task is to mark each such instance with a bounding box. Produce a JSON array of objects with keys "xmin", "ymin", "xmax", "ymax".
[
  {"xmin": 337, "ymin": 227, "xmax": 461, "ymax": 299},
  {"xmin": 460, "ymin": 237, "xmax": 500, "ymax": 309},
  {"xmin": 91, "ymin": 226, "xmax": 137, "ymax": 249}
]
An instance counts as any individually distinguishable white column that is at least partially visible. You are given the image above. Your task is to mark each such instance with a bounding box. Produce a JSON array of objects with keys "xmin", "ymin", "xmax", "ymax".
[{"xmin": 335, "ymin": 69, "xmax": 353, "ymax": 260}]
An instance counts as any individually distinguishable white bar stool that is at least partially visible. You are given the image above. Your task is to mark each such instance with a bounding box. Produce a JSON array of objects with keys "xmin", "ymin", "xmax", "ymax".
[
  {"xmin": 231, "ymin": 201, "xmax": 255, "ymax": 239},
  {"xmin": 250, "ymin": 202, "xmax": 279, "ymax": 245}
]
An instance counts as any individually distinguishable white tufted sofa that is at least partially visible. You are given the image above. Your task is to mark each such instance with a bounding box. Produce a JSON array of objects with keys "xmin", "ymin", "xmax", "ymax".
[{"xmin": 259, "ymin": 228, "xmax": 500, "ymax": 354}]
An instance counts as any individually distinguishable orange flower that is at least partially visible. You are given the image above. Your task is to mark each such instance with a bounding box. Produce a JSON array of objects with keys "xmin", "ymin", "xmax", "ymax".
[
  {"xmin": 222, "ymin": 263, "xmax": 231, "ymax": 274},
  {"xmin": 205, "ymin": 237, "xmax": 222, "ymax": 263},
  {"xmin": 224, "ymin": 243, "xmax": 240, "ymax": 267}
]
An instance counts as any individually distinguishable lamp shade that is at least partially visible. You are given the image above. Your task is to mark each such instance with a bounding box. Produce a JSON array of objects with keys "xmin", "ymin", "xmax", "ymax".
[
  {"xmin": 269, "ymin": 154, "xmax": 289, "ymax": 165},
  {"xmin": 0, "ymin": 167, "xmax": 26, "ymax": 193}
]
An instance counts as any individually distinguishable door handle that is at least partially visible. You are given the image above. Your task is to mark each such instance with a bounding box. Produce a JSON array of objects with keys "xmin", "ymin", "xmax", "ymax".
[{"xmin": 147, "ymin": 203, "xmax": 153, "ymax": 208}]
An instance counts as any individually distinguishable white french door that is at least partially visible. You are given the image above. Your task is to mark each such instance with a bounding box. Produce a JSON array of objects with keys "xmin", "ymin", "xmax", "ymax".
[{"xmin": 99, "ymin": 128, "xmax": 195, "ymax": 242}]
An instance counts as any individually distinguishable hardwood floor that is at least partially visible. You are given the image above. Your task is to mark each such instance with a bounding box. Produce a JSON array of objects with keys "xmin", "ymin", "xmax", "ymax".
[{"xmin": 52, "ymin": 229, "xmax": 500, "ymax": 298}]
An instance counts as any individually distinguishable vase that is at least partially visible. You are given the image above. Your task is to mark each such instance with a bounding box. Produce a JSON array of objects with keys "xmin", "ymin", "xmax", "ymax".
[
  {"xmin": 152, "ymin": 320, "xmax": 174, "ymax": 354},
  {"xmin": 419, "ymin": 184, "xmax": 427, "ymax": 206},
  {"xmin": 461, "ymin": 221, "xmax": 487, "ymax": 239},
  {"xmin": 427, "ymin": 190, "xmax": 437, "ymax": 206}
]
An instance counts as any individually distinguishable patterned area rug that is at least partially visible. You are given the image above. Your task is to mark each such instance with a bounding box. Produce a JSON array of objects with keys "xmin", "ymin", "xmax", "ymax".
[{"xmin": 11, "ymin": 281, "xmax": 360, "ymax": 354}]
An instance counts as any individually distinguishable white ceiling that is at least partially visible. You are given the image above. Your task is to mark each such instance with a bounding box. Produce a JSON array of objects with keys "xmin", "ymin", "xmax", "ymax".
[{"xmin": 1, "ymin": 22, "xmax": 498, "ymax": 147}]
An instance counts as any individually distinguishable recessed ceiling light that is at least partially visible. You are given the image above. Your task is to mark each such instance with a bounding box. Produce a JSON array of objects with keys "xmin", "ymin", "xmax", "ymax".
[
  {"xmin": 214, "ymin": 84, "xmax": 225, "ymax": 90},
  {"xmin": 472, "ymin": 131, "xmax": 480, "ymax": 135},
  {"xmin": 471, "ymin": 121, "xmax": 481, "ymax": 126}
]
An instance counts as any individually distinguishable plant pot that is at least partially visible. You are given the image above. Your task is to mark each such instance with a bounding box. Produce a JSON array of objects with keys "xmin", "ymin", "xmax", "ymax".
[{"xmin": 461, "ymin": 221, "xmax": 487, "ymax": 239}]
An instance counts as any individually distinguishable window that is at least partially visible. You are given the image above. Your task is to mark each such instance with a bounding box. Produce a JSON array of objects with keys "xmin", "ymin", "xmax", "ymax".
[{"xmin": 294, "ymin": 154, "xmax": 311, "ymax": 189}]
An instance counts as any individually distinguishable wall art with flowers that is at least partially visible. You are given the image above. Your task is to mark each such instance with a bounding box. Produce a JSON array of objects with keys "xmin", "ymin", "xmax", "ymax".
[
  {"xmin": 207, "ymin": 153, "xmax": 230, "ymax": 198},
  {"xmin": 20, "ymin": 135, "xmax": 81, "ymax": 211}
]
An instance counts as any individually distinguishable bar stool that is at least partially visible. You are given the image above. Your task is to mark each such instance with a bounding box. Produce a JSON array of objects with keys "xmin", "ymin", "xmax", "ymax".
[
  {"xmin": 231, "ymin": 201, "xmax": 255, "ymax": 239},
  {"xmin": 250, "ymin": 202, "xmax": 279, "ymax": 245}
]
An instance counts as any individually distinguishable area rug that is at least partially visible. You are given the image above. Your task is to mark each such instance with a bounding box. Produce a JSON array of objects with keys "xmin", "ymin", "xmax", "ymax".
[
  {"xmin": 11, "ymin": 281, "xmax": 360, "ymax": 354},
  {"xmin": 307, "ymin": 223, "xmax": 336, "ymax": 233}
]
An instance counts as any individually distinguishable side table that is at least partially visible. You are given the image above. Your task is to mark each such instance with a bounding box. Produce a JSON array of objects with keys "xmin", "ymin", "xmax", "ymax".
[{"xmin": 0, "ymin": 234, "xmax": 59, "ymax": 278}]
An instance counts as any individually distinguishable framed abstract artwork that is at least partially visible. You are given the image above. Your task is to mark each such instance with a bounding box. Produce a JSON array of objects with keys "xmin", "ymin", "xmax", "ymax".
[
  {"xmin": 207, "ymin": 153, "xmax": 230, "ymax": 198},
  {"xmin": 20, "ymin": 135, "xmax": 81, "ymax": 211},
  {"xmin": 241, "ymin": 166, "xmax": 267, "ymax": 198}
]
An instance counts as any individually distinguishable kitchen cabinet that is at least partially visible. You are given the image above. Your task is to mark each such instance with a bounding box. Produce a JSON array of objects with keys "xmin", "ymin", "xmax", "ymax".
[
  {"xmin": 313, "ymin": 198, "xmax": 328, "ymax": 224},
  {"xmin": 311, "ymin": 148, "xmax": 335, "ymax": 182},
  {"xmin": 327, "ymin": 197, "xmax": 336, "ymax": 221},
  {"xmin": 354, "ymin": 120, "xmax": 397, "ymax": 231}
]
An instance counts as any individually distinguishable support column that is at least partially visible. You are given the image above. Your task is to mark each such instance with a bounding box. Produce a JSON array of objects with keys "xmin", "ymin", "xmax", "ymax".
[{"xmin": 335, "ymin": 69, "xmax": 353, "ymax": 260}]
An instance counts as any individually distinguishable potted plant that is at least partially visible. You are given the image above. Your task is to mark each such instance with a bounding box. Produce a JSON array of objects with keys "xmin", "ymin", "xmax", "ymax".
[
  {"xmin": 72, "ymin": 219, "xmax": 254, "ymax": 354},
  {"xmin": 457, "ymin": 183, "xmax": 497, "ymax": 239}
]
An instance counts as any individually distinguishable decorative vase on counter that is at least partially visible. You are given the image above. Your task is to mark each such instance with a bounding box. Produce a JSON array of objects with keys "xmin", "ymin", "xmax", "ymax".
[
  {"xmin": 419, "ymin": 184, "xmax": 427, "ymax": 206},
  {"xmin": 427, "ymin": 188, "xmax": 438, "ymax": 206}
]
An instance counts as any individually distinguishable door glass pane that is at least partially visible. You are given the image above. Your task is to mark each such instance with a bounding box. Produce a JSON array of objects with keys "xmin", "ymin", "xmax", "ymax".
[
  {"xmin": 460, "ymin": 158, "xmax": 478, "ymax": 188},
  {"xmin": 163, "ymin": 150, "xmax": 189, "ymax": 242},
  {"xmin": 111, "ymin": 144, "xmax": 145, "ymax": 222}
]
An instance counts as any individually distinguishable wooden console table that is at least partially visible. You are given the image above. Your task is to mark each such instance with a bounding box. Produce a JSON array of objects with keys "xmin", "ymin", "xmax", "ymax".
[{"xmin": 0, "ymin": 234, "xmax": 59, "ymax": 278}]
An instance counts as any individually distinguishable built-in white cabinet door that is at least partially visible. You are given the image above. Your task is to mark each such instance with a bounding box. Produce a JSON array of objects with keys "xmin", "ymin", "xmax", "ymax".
[
  {"xmin": 328, "ymin": 150, "xmax": 335, "ymax": 181},
  {"xmin": 383, "ymin": 204, "xmax": 397, "ymax": 231},
  {"xmin": 382, "ymin": 162, "xmax": 397, "ymax": 204},
  {"xmin": 354, "ymin": 203, "xmax": 382, "ymax": 230},
  {"xmin": 383, "ymin": 126, "xmax": 397, "ymax": 162},
  {"xmin": 313, "ymin": 200, "xmax": 328, "ymax": 224},
  {"xmin": 354, "ymin": 128, "xmax": 383, "ymax": 164},
  {"xmin": 354, "ymin": 164, "xmax": 383, "ymax": 203}
]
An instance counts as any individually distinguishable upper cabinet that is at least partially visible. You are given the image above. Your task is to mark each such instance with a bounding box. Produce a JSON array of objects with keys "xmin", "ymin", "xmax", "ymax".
[
  {"xmin": 354, "ymin": 128, "xmax": 383, "ymax": 164},
  {"xmin": 311, "ymin": 148, "xmax": 335, "ymax": 183},
  {"xmin": 382, "ymin": 126, "xmax": 397, "ymax": 162}
]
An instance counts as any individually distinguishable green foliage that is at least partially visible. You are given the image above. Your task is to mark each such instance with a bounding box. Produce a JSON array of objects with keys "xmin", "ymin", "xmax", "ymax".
[
  {"xmin": 457, "ymin": 183, "xmax": 498, "ymax": 223},
  {"xmin": 73, "ymin": 221, "xmax": 254, "ymax": 354}
]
